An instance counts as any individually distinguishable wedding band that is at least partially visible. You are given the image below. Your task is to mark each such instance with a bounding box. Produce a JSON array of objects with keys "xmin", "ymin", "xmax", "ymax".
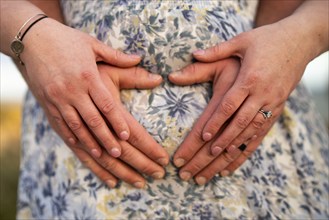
[{"xmin": 258, "ymin": 109, "xmax": 272, "ymax": 119}]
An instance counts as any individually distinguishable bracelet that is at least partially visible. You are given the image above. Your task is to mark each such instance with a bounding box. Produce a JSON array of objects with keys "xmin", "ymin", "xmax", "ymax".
[{"xmin": 10, "ymin": 14, "xmax": 48, "ymax": 65}]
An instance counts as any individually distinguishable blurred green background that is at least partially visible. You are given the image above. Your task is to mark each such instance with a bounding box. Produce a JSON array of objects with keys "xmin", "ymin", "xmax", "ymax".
[
  {"xmin": 0, "ymin": 104, "xmax": 21, "ymax": 220},
  {"xmin": 0, "ymin": 51, "xmax": 328, "ymax": 219}
]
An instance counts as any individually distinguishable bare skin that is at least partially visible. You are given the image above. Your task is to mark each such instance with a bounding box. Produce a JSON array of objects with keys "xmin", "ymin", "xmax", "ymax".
[
  {"xmin": 172, "ymin": 0, "xmax": 328, "ymax": 184},
  {"xmin": 0, "ymin": 0, "xmax": 169, "ymax": 188}
]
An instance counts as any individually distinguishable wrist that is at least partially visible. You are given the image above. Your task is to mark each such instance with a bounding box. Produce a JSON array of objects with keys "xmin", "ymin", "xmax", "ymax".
[
  {"xmin": 10, "ymin": 14, "xmax": 48, "ymax": 65},
  {"xmin": 280, "ymin": 1, "xmax": 328, "ymax": 61},
  {"xmin": 19, "ymin": 18, "xmax": 64, "ymax": 66}
]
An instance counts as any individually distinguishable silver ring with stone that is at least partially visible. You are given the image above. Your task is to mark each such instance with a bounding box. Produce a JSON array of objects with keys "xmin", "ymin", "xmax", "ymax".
[{"xmin": 258, "ymin": 109, "xmax": 272, "ymax": 119}]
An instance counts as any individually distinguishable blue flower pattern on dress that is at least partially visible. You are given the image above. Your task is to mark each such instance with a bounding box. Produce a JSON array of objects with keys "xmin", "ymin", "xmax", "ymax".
[{"xmin": 17, "ymin": 1, "xmax": 329, "ymax": 219}]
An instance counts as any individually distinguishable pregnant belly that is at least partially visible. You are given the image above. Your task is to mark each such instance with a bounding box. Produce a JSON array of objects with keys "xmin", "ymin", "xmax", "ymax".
[{"xmin": 121, "ymin": 82, "xmax": 211, "ymax": 155}]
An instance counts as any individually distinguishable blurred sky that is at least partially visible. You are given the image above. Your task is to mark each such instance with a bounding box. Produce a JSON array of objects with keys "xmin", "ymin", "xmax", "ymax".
[{"xmin": 1, "ymin": 52, "xmax": 328, "ymax": 120}]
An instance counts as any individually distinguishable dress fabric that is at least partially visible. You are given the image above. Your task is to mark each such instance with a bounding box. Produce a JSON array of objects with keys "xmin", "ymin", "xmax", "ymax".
[{"xmin": 17, "ymin": 1, "xmax": 329, "ymax": 219}]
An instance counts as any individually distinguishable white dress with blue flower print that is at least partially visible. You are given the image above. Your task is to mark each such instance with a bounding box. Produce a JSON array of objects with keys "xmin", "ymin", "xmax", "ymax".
[{"xmin": 17, "ymin": 1, "xmax": 329, "ymax": 219}]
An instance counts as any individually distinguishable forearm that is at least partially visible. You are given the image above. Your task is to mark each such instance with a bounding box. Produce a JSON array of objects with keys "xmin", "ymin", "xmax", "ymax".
[
  {"xmin": 29, "ymin": 0, "xmax": 64, "ymax": 23},
  {"xmin": 279, "ymin": 0, "xmax": 329, "ymax": 60},
  {"xmin": 255, "ymin": 0, "xmax": 304, "ymax": 27},
  {"xmin": 0, "ymin": 0, "xmax": 63, "ymax": 57}
]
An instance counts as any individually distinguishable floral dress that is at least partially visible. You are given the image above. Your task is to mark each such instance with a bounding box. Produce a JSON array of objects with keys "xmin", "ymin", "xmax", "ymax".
[{"xmin": 17, "ymin": 1, "xmax": 329, "ymax": 219}]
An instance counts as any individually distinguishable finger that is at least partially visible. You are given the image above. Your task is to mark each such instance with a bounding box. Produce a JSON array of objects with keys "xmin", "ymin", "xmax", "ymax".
[
  {"xmin": 221, "ymin": 107, "xmax": 282, "ymax": 176},
  {"xmin": 93, "ymin": 40, "xmax": 142, "ymax": 67},
  {"xmin": 98, "ymin": 65, "xmax": 170, "ymax": 166},
  {"xmin": 229, "ymin": 104, "xmax": 283, "ymax": 149},
  {"xmin": 177, "ymin": 141, "xmax": 216, "ymax": 181},
  {"xmin": 202, "ymin": 81, "xmax": 249, "ymax": 146},
  {"xmin": 209, "ymin": 97, "xmax": 263, "ymax": 155},
  {"xmin": 70, "ymin": 146, "xmax": 119, "ymax": 188},
  {"xmin": 73, "ymin": 97, "xmax": 122, "ymax": 158},
  {"xmin": 45, "ymin": 101, "xmax": 78, "ymax": 146},
  {"xmin": 112, "ymin": 66, "xmax": 163, "ymax": 89},
  {"xmin": 220, "ymin": 136, "xmax": 263, "ymax": 176},
  {"xmin": 119, "ymin": 140, "xmax": 166, "ymax": 179},
  {"xmin": 96, "ymin": 150, "xmax": 147, "ymax": 188},
  {"xmin": 168, "ymin": 62, "xmax": 217, "ymax": 85},
  {"xmin": 172, "ymin": 88, "xmax": 222, "ymax": 168},
  {"xmin": 173, "ymin": 60, "xmax": 239, "ymax": 167},
  {"xmin": 192, "ymin": 33, "xmax": 247, "ymax": 62},
  {"xmin": 59, "ymin": 105, "xmax": 103, "ymax": 158},
  {"xmin": 123, "ymin": 109, "xmax": 170, "ymax": 166},
  {"xmin": 88, "ymin": 75, "xmax": 130, "ymax": 141},
  {"xmin": 194, "ymin": 147, "xmax": 242, "ymax": 185}
]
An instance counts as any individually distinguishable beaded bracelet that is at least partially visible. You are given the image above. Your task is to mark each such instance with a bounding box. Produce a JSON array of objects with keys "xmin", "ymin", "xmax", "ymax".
[{"xmin": 10, "ymin": 14, "xmax": 48, "ymax": 65}]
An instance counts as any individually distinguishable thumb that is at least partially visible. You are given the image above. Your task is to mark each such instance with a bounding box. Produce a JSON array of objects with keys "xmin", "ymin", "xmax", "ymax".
[
  {"xmin": 193, "ymin": 34, "xmax": 245, "ymax": 62},
  {"xmin": 169, "ymin": 61, "xmax": 227, "ymax": 86},
  {"xmin": 117, "ymin": 67, "xmax": 163, "ymax": 89},
  {"xmin": 94, "ymin": 40, "xmax": 142, "ymax": 67}
]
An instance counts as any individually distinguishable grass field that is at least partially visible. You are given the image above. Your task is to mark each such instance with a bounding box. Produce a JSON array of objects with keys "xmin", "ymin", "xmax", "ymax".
[{"xmin": 0, "ymin": 104, "xmax": 21, "ymax": 220}]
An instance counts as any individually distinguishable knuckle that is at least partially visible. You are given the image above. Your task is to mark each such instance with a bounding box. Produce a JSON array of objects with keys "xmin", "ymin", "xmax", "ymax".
[
  {"xmin": 128, "ymin": 130, "xmax": 143, "ymax": 147},
  {"xmin": 189, "ymin": 161, "xmax": 205, "ymax": 173},
  {"xmin": 80, "ymin": 71, "xmax": 96, "ymax": 81},
  {"xmin": 100, "ymin": 99, "xmax": 115, "ymax": 114},
  {"xmin": 63, "ymin": 81, "xmax": 77, "ymax": 94},
  {"xmin": 51, "ymin": 115, "xmax": 63, "ymax": 124},
  {"xmin": 219, "ymin": 99, "xmax": 235, "ymax": 117},
  {"xmin": 44, "ymin": 83, "xmax": 62, "ymax": 99},
  {"xmin": 87, "ymin": 115, "xmax": 103, "ymax": 129},
  {"xmin": 205, "ymin": 120, "xmax": 221, "ymax": 135},
  {"xmin": 242, "ymin": 72, "xmax": 260, "ymax": 87},
  {"xmin": 67, "ymin": 119, "xmax": 82, "ymax": 131},
  {"xmin": 252, "ymin": 119, "xmax": 264, "ymax": 129},
  {"xmin": 222, "ymin": 152, "xmax": 235, "ymax": 163},
  {"xmin": 102, "ymin": 158, "xmax": 118, "ymax": 171},
  {"xmin": 235, "ymin": 116, "xmax": 250, "ymax": 129}
]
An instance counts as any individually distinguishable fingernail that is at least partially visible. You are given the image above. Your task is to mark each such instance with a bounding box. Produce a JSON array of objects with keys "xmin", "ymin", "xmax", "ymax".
[
  {"xmin": 152, "ymin": 171, "xmax": 164, "ymax": 179},
  {"xmin": 251, "ymin": 135, "xmax": 258, "ymax": 140},
  {"xmin": 133, "ymin": 181, "xmax": 145, "ymax": 189},
  {"xmin": 106, "ymin": 180, "xmax": 116, "ymax": 188},
  {"xmin": 68, "ymin": 137, "xmax": 76, "ymax": 145},
  {"xmin": 174, "ymin": 158, "xmax": 185, "ymax": 167},
  {"xmin": 119, "ymin": 131, "xmax": 129, "ymax": 140},
  {"xmin": 110, "ymin": 148, "xmax": 121, "ymax": 158},
  {"xmin": 220, "ymin": 170, "xmax": 230, "ymax": 177},
  {"xmin": 148, "ymin": 74, "xmax": 162, "ymax": 80},
  {"xmin": 203, "ymin": 132, "xmax": 212, "ymax": 141},
  {"xmin": 193, "ymin": 50, "xmax": 205, "ymax": 56},
  {"xmin": 212, "ymin": 146, "xmax": 223, "ymax": 157},
  {"xmin": 227, "ymin": 145, "xmax": 237, "ymax": 154},
  {"xmin": 170, "ymin": 71, "xmax": 182, "ymax": 77},
  {"xmin": 157, "ymin": 158, "xmax": 168, "ymax": 166},
  {"xmin": 91, "ymin": 149, "xmax": 101, "ymax": 158},
  {"xmin": 196, "ymin": 176, "xmax": 207, "ymax": 185},
  {"xmin": 180, "ymin": 171, "xmax": 192, "ymax": 181},
  {"xmin": 128, "ymin": 54, "xmax": 141, "ymax": 60}
]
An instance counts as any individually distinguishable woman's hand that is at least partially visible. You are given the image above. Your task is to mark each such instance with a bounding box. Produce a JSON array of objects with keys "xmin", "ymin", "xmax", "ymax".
[
  {"xmin": 169, "ymin": 57, "xmax": 284, "ymax": 184},
  {"xmin": 16, "ymin": 18, "xmax": 170, "ymax": 188},
  {"xmin": 20, "ymin": 18, "xmax": 142, "ymax": 158},
  {"xmin": 45, "ymin": 64, "xmax": 169, "ymax": 188},
  {"xmin": 173, "ymin": 20, "xmax": 309, "ymax": 164}
]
